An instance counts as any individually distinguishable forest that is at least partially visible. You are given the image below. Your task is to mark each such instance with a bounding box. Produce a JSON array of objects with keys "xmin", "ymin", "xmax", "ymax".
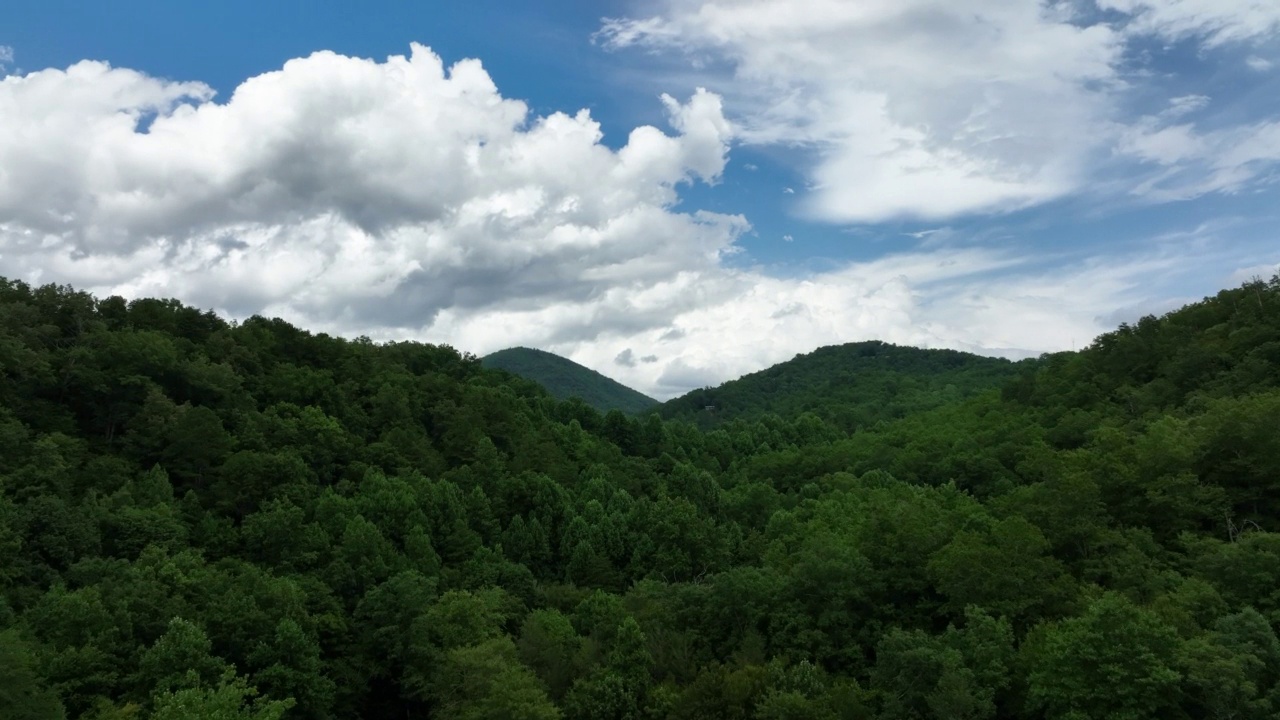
[
  {"xmin": 2, "ymin": 273, "xmax": 1279, "ymax": 720},
  {"xmin": 654, "ymin": 342, "xmax": 1027, "ymax": 431}
]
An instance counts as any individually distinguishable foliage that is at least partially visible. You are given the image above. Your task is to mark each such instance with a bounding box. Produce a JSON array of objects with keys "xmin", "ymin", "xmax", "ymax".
[
  {"xmin": 657, "ymin": 340, "xmax": 1026, "ymax": 432},
  {"xmin": 2, "ymin": 274, "xmax": 1280, "ymax": 718},
  {"xmin": 482, "ymin": 346, "xmax": 657, "ymax": 415}
]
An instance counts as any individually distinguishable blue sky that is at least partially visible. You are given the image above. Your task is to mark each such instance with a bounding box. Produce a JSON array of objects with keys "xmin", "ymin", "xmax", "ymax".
[{"xmin": 2, "ymin": 0, "xmax": 1279, "ymax": 397}]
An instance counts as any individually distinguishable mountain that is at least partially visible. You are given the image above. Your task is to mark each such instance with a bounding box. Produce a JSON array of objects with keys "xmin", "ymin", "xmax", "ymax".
[
  {"xmin": 657, "ymin": 340, "xmax": 1029, "ymax": 431},
  {"xmin": 482, "ymin": 346, "xmax": 657, "ymax": 415},
  {"xmin": 4, "ymin": 274, "xmax": 1280, "ymax": 719}
]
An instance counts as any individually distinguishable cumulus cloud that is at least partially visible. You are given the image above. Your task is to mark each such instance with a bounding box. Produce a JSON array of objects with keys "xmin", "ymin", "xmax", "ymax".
[
  {"xmin": 0, "ymin": 45, "xmax": 742, "ymax": 333},
  {"xmin": 561, "ymin": 258, "xmax": 1012, "ymax": 395},
  {"xmin": 2, "ymin": 44, "xmax": 1275, "ymax": 401},
  {"xmin": 562, "ymin": 232, "xmax": 1277, "ymax": 398}
]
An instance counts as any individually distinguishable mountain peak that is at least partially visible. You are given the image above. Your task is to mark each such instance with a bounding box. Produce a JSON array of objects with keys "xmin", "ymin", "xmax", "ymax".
[{"xmin": 482, "ymin": 347, "xmax": 657, "ymax": 415}]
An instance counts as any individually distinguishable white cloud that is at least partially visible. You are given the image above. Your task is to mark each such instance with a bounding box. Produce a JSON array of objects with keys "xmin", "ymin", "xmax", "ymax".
[
  {"xmin": 1098, "ymin": 0, "xmax": 1280, "ymax": 46},
  {"xmin": 555, "ymin": 243, "xmax": 1225, "ymax": 397},
  {"xmin": 905, "ymin": 229, "xmax": 942, "ymax": 240},
  {"xmin": 2, "ymin": 45, "xmax": 1275, "ymax": 401},
  {"xmin": 1120, "ymin": 123, "xmax": 1208, "ymax": 167},
  {"xmin": 600, "ymin": 0, "xmax": 1125, "ymax": 222},
  {"xmin": 0, "ymin": 46, "xmax": 742, "ymax": 333},
  {"xmin": 1111, "ymin": 74, "xmax": 1280, "ymax": 203},
  {"xmin": 1228, "ymin": 262, "xmax": 1280, "ymax": 285},
  {"xmin": 0, "ymin": 46, "xmax": 13, "ymax": 69},
  {"xmin": 600, "ymin": 0, "xmax": 1280, "ymax": 222},
  {"xmin": 1121, "ymin": 117, "xmax": 1280, "ymax": 200},
  {"xmin": 1164, "ymin": 94, "xmax": 1211, "ymax": 118},
  {"xmin": 563, "ymin": 228, "xmax": 1279, "ymax": 397},
  {"xmin": 1246, "ymin": 56, "xmax": 1274, "ymax": 71}
]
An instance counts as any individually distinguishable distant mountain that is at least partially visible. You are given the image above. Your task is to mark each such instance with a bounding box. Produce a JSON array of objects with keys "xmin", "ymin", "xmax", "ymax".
[
  {"xmin": 657, "ymin": 340, "xmax": 1029, "ymax": 431},
  {"xmin": 482, "ymin": 346, "xmax": 658, "ymax": 415}
]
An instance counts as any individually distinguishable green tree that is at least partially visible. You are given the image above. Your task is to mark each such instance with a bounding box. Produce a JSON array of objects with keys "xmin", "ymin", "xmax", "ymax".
[
  {"xmin": 0, "ymin": 629, "xmax": 67, "ymax": 720},
  {"xmin": 135, "ymin": 617, "xmax": 232, "ymax": 696},
  {"xmin": 518, "ymin": 609, "xmax": 583, "ymax": 700},
  {"xmin": 1178, "ymin": 607, "xmax": 1280, "ymax": 718},
  {"xmin": 608, "ymin": 616, "xmax": 653, "ymax": 693},
  {"xmin": 563, "ymin": 671, "xmax": 639, "ymax": 720},
  {"xmin": 927, "ymin": 516, "xmax": 1071, "ymax": 623},
  {"xmin": 872, "ymin": 630, "xmax": 989, "ymax": 720},
  {"xmin": 1023, "ymin": 593, "xmax": 1182, "ymax": 720},
  {"xmin": 433, "ymin": 637, "xmax": 561, "ymax": 720},
  {"xmin": 150, "ymin": 671, "xmax": 293, "ymax": 720},
  {"xmin": 247, "ymin": 618, "xmax": 335, "ymax": 719}
]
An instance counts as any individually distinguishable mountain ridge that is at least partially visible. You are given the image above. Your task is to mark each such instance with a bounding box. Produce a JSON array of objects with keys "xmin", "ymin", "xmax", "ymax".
[
  {"xmin": 2, "ymin": 274, "xmax": 1280, "ymax": 718},
  {"xmin": 482, "ymin": 346, "xmax": 657, "ymax": 415},
  {"xmin": 657, "ymin": 340, "xmax": 1031, "ymax": 431}
]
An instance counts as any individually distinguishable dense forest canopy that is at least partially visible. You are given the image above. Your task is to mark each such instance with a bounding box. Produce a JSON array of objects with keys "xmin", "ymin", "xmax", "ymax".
[
  {"xmin": 2, "ymin": 273, "xmax": 1280, "ymax": 719},
  {"xmin": 657, "ymin": 341, "xmax": 1028, "ymax": 432},
  {"xmin": 482, "ymin": 347, "xmax": 658, "ymax": 416}
]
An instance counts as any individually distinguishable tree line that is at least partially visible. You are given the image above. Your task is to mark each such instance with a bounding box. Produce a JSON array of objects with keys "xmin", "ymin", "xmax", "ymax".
[{"xmin": 2, "ymin": 274, "xmax": 1279, "ymax": 719}]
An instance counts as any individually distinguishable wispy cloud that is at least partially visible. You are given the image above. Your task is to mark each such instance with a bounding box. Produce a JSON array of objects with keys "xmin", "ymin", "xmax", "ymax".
[
  {"xmin": 1246, "ymin": 56, "xmax": 1274, "ymax": 72},
  {"xmin": 1098, "ymin": 0, "xmax": 1280, "ymax": 46},
  {"xmin": 600, "ymin": 0, "xmax": 1280, "ymax": 223},
  {"xmin": 904, "ymin": 229, "xmax": 942, "ymax": 240},
  {"xmin": 600, "ymin": 0, "xmax": 1125, "ymax": 222},
  {"xmin": 1121, "ymin": 118, "xmax": 1280, "ymax": 201}
]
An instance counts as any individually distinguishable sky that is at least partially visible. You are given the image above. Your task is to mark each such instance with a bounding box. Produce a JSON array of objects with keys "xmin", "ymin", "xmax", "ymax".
[{"xmin": 2, "ymin": 1, "xmax": 1279, "ymax": 399}]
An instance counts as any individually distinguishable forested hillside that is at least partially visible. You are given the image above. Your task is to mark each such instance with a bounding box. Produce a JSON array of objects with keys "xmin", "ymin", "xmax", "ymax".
[
  {"xmin": 2, "ymin": 274, "xmax": 1280, "ymax": 720},
  {"xmin": 657, "ymin": 341, "xmax": 1027, "ymax": 430},
  {"xmin": 482, "ymin": 347, "xmax": 657, "ymax": 415}
]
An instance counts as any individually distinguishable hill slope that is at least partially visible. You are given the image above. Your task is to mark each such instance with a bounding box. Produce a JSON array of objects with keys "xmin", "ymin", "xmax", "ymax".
[
  {"xmin": 657, "ymin": 340, "xmax": 1028, "ymax": 430},
  {"xmin": 482, "ymin": 346, "xmax": 657, "ymax": 415},
  {"xmin": 4, "ymin": 275, "xmax": 1280, "ymax": 719}
]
